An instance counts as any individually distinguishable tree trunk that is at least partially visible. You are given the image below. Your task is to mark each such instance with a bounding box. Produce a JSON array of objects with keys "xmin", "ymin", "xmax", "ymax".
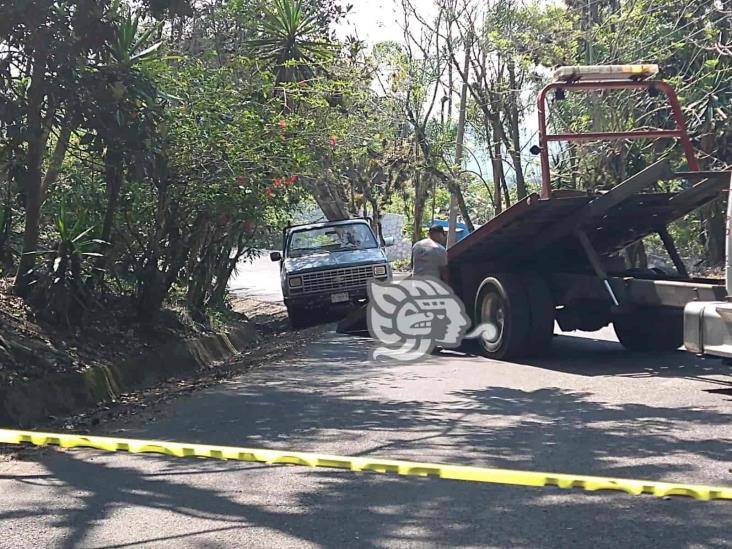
[
  {"xmin": 100, "ymin": 153, "xmax": 123, "ymax": 246},
  {"xmin": 491, "ymin": 127, "xmax": 505, "ymax": 215},
  {"xmin": 41, "ymin": 122, "xmax": 73, "ymax": 199},
  {"xmin": 0, "ymin": 179, "xmax": 13, "ymax": 267},
  {"xmin": 501, "ymin": 175, "xmax": 511, "ymax": 209},
  {"xmin": 187, "ymin": 242, "xmax": 217, "ymax": 322},
  {"xmin": 448, "ymin": 46, "xmax": 470, "ymax": 248},
  {"xmin": 506, "ymin": 61, "xmax": 527, "ymax": 199},
  {"xmin": 624, "ymin": 241, "xmax": 648, "ymax": 270},
  {"xmin": 569, "ymin": 142, "xmax": 579, "ymax": 189},
  {"xmin": 153, "ymin": 201, "xmax": 189, "ymax": 307},
  {"xmin": 207, "ymin": 239, "xmax": 231, "ymax": 308},
  {"xmin": 210, "ymin": 234, "xmax": 248, "ymax": 307},
  {"xmin": 210, "ymin": 262, "xmax": 232, "ymax": 308},
  {"xmin": 185, "ymin": 215, "xmax": 219, "ymax": 321},
  {"xmin": 699, "ymin": 115, "xmax": 725, "ymax": 266},
  {"xmin": 369, "ymin": 198, "xmax": 383, "ymax": 243},
  {"xmin": 138, "ymin": 259, "xmax": 166, "ymax": 322},
  {"xmin": 305, "ymin": 178, "xmax": 350, "ymax": 221},
  {"xmin": 721, "ymin": 0, "xmax": 731, "ymax": 44},
  {"xmin": 14, "ymin": 35, "xmax": 50, "ymax": 297},
  {"xmin": 703, "ymin": 201, "xmax": 726, "ymax": 266},
  {"xmin": 185, "ymin": 213, "xmax": 212, "ymax": 277},
  {"xmin": 449, "ymin": 179, "xmax": 475, "ymax": 231},
  {"xmin": 138, "ymin": 182, "xmax": 172, "ymax": 320},
  {"xmin": 187, "ymin": 251, "xmax": 211, "ymax": 320},
  {"xmin": 14, "ymin": 163, "xmax": 43, "ymax": 297},
  {"xmin": 94, "ymin": 151, "xmax": 124, "ymax": 283},
  {"xmin": 413, "ymin": 173, "xmax": 429, "ymax": 242}
]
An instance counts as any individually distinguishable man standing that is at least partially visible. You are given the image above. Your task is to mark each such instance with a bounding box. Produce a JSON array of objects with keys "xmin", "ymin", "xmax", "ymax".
[{"xmin": 412, "ymin": 224, "xmax": 449, "ymax": 283}]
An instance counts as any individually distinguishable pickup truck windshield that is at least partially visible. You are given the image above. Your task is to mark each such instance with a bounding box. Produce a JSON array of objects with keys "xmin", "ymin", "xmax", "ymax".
[{"xmin": 288, "ymin": 223, "xmax": 378, "ymax": 257}]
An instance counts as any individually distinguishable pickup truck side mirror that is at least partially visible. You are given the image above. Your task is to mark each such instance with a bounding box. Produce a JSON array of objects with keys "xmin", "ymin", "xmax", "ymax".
[
  {"xmin": 270, "ymin": 251, "xmax": 282, "ymax": 262},
  {"xmin": 383, "ymin": 236, "xmax": 395, "ymax": 247}
]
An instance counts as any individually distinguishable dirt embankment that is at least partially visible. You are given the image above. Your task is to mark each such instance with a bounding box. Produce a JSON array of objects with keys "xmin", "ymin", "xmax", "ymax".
[{"xmin": 0, "ymin": 283, "xmax": 326, "ymax": 430}]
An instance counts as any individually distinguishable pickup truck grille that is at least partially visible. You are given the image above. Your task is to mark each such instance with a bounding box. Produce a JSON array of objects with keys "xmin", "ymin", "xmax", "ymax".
[{"xmin": 301, "ymin": 265, "xmax": 376, "ymax": 294}]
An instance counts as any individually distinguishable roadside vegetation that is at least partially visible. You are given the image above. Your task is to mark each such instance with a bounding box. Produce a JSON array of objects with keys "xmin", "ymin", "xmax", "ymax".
[{"xmin": 0, "ymin": 0, "xmax": 728, "ymax": 339}]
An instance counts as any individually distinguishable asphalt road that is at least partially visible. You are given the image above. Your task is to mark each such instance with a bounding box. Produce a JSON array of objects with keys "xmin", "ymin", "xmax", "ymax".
[
  {"xmin": 1, "ymin": 327, "xmax": 731, "ymax": 548},
  {"xmin": 228, "ymin": 252, "xmax": 283, "ymax": 303},
  {"xmin": 2, "ymin": 255, "xmax": 731, "ymax": 548}
]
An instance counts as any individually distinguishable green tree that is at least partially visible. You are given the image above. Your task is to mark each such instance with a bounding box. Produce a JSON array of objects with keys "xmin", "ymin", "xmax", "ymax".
[
  {"xmin": 560, "ymin": 0, "xmax": 731, "ymax": 265},
  {"xmin": 0, "ymin": 0, "xmax": 189, "ymax": 297}
]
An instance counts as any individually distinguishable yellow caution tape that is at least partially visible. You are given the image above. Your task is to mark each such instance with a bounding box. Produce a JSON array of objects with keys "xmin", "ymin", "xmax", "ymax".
[{"xmin": 1, "ymin": 429, "xmax": 730, "ymax": 501}]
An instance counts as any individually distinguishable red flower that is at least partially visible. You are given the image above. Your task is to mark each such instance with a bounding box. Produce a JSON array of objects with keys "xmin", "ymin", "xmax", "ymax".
[
  {"xmin": 235, "ymin": 175, "xmax": 246, "ymax": 185},
  {"xmin": 274, "ymin": 177, "xmax": 282, "ymax": 187},
  {"xmin": 286, "ymin": 175, "xmax": 297, "ymax": 185},
  {"xmin": 278, "ymin": 119, "xmax": 287, "ymax": 130},
  {"xmin": 264, "ymin": 187, "xmax": 273, "ymax": 198},
  {"xmin": 329, "ymin": 135, "xmax": 338, "ymax": 146}
]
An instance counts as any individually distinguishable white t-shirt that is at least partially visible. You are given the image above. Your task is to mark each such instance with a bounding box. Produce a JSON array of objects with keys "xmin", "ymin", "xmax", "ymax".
[{"xmin": 412, "ymin": 238, "xmax": 448, "ymax": 279}]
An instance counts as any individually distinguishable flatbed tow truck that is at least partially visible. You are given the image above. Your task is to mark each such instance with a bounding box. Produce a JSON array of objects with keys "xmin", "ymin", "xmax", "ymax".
[
  {"xmin": 339, "ymin": 65, "xmax": 730, "ymax": 360},
  {"xmin": 449, "ymin": 65, "xmax": 730, "ymax": 359}
]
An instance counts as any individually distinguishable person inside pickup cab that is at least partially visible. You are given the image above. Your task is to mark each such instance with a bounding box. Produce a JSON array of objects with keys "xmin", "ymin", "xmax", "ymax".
[
  {"xmin": 412, "ymin": 224, "xmax": 449, "ymax": 283},
  {"xmin": 334, "ymin": 226, "xmax": 358, "ymax": 248}
]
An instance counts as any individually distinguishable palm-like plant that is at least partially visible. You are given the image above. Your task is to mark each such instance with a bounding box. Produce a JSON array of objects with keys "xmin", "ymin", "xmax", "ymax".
[
  {"xmin": 248, "ymin": 0, "xmax": 335, "ymax": 86},
  {"xmin": 27, "ymin": 204, "xmax": 106, "ymax": 326},
  {"xmin": 106, "ymin": 6, "xmax": 163, "ymax": 66}
]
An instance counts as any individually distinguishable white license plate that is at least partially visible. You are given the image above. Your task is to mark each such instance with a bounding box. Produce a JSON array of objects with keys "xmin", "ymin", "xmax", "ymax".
[{"xmin": 331, "ymin": 292, "xmax": 349, "ymax": 303}]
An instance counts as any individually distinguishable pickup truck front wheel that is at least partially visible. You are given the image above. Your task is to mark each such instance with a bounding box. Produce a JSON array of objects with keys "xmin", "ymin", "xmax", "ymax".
[{"xmin": 287, "ymin": 304, "xmax": 308, "ymax": 329}]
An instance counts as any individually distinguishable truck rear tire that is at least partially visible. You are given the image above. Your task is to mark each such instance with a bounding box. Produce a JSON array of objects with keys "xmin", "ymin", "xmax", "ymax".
[
  {"xmin": 521, "ymin": 274, "xmax": 556, "ymax": 354},
  {"xmin": 474, "ymin": 275, "xmax": 530, "ymax": 360},
  {"xmin": 613, "ymin": 309, "xmax": 683, "ymax": 352}
]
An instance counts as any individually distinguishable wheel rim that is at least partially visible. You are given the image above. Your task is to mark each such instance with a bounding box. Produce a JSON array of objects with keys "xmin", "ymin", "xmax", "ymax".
[{"xmin": 480, "ymin": 290, "xmax": 505, "ymax": 351}]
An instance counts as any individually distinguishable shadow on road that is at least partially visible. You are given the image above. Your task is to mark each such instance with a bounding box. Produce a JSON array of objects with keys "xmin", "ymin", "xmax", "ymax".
[
  {"xmin": 332, "ymin": 318, "xmax": 732, "ymax": 381},
  {"xmin": 520, "ymin": 333, "xmax": 732, "ymax": 380},
  {"xmin": 3, "ymin": 441, "xmax": 730, "ymax": 549},
  {"xmin": 444, "ymin": 332, "xmax": 732, "ymax": 381},
  {"xmin": 3, "ymin": 333, "xmax": 730, "ymax": 547}
]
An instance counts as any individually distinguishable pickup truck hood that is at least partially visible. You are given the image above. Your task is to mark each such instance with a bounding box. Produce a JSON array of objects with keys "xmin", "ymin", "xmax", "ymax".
[{"xmin": 284, "ymin": 248, "xmax": 386, "ymax": 274}]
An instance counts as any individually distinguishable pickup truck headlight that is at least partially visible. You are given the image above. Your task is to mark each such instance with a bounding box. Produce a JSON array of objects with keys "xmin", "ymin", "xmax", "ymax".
[
  {"xmin": 374, "ymin": 265, "xmax": 387, "ymax": 276},
  {"xmin": 288, "ymin": 276, "xmax": 303, "ymax": 288}
]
